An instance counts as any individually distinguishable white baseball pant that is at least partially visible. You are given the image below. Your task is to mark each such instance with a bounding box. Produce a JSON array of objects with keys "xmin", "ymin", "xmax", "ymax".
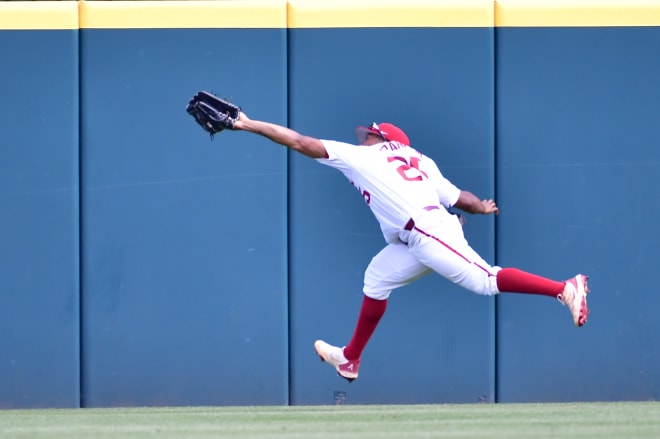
[{"xmin": 363, "ymin": 209, "xmax": 501, "ymax": 300}]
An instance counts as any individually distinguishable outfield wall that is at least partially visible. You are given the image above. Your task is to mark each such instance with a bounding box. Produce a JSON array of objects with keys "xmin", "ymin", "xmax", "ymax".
[
  {"xmin": 0, "ymin": 1, "xmax": 81, "ymax": 408},
  {"xmin": 495, "ymin": 0, "xmax": 660, "ymax": 403},
  {"xmin": 0, "ymin": 0, "xmax": 658, "ymax": 408}
]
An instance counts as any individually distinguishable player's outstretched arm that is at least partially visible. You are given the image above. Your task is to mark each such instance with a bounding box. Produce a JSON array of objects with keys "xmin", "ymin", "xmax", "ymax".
[
  {"xmin": 454, "ymin": 190, "xmax": 499, "ymax": 215},
  {"xmin": 233, "ymin": 112, "xmax": 327, "ymax": 159}
]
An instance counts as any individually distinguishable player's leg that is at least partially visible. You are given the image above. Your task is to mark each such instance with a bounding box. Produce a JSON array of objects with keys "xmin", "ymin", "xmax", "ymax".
[
  {"xmin": 406, "ymin": 217, "xmax": 501, "ymax": 295},
  {"xmin": 315, "ymin": 243, "xmax": 429, "ymax": 381},
  {"xmin": 407, "ymin": 216, "xmax": 589, "ymax": 326},
  {"xmin": 345, "ymin": 243, "xmax": 431, "ymax": 359}
]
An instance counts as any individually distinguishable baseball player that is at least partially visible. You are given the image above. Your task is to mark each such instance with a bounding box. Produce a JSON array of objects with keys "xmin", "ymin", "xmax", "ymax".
[{"xmin": 231, "ymin": 113, "xmax": 589, "ymax": 382}]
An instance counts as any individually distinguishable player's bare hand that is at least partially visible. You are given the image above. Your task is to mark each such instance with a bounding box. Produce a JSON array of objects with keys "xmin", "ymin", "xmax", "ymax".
[{"xmin": 481, "ymin": 199, "xmax": 499, "ymax": 215}]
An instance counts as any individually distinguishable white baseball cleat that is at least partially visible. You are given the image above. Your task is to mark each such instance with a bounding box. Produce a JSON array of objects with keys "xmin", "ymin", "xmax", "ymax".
[
  {"xmin": 558, "ymin": 274, "xmax": 590, "ymax": 326},
  {"xmin": 314, "ymin": 340, "xmax": 360, "ymax": 382}
]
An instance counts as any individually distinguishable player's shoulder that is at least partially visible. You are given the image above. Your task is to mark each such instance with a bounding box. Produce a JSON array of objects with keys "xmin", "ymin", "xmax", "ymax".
[
  {"xmin": 321, "ymin": 139, "xmax": 356, "ymax": 149},
  {"xmin": 317, "ymin": 139, "xmax": 364, "ymax": 162}
]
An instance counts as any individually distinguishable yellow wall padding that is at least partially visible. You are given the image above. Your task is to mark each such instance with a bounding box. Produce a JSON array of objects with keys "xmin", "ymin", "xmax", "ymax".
[
  {"xmin": 287, "ymin": 0, "xmax": 494, "ymax": 28},
  {"xmin": 0, "ymin": 1, "xmax": 78, "ymax": 30},
  {"xmin": 3, "ymin": 0, "xmax": 660, "ymax": 31},
  {"xmin": 496, "ymin": 0, "xmax": 660, "ymax": 27},
  {"xmin": 79, "ymin": 0, "xmax": 287, "ymax": 29}
]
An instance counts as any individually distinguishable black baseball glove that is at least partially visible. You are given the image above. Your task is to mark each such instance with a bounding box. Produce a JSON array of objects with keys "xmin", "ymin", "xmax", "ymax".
[{"xmin": 186, "ymin": 91, "xmax": 241, "ymax": 138}]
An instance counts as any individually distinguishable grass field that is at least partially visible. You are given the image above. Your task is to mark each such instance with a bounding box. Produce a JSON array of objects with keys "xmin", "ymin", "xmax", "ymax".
[{"xmin": 0, "ymin": 402, "xmax": 658, "ymax": 438}]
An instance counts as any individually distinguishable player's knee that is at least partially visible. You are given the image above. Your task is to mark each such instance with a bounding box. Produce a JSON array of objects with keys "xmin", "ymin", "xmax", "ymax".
[
  {"xmin": 450, "ymin": 265, "xmax": 500, "ymax": 296},
  {"xmin": 466, "ymin": 273, "xmax": 500, "ymax": 296}
]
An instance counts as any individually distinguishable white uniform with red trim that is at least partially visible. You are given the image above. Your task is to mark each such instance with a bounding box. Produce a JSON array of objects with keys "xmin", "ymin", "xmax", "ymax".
[{"xmin": 317, "ymin": 139, "xmax": 501, "ymax": 300}]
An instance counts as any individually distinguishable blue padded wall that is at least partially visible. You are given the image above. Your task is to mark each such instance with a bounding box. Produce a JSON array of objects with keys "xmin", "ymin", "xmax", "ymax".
[
  {"xmin": 79, "ymin": 28, "xmax": 289, "ymax": 406},
  {"xmin": 0, "ymin": 29, "xmax": 80, "ymax": 408},
  {"xmin": 287, "ymin": 26, "xmax": 496, "ymax": 404},
  {"xmin": 496, "ymin": 26, "xmax": 660, "ymax": 402},
  {"xmin": 4, "ymin": 0, "xmax": 659, "ymax": 408}
]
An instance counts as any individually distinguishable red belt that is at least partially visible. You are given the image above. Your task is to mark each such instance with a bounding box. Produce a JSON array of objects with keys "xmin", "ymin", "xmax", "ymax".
[{"xmin": 404, "ymin": 206, "xmax": 439, "ymax": 231}]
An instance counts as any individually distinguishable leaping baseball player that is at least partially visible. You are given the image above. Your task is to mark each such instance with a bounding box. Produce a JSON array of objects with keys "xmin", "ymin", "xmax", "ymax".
[{"xmin": 186, "ymin": 93, "xmax": 590, "ymax": 382}]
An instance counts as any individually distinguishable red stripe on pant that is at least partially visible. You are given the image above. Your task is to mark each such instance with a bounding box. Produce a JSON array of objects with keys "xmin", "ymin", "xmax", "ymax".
[{"xmin": 410, "ymin": 223, "xmax": 494, "ymax": 276}]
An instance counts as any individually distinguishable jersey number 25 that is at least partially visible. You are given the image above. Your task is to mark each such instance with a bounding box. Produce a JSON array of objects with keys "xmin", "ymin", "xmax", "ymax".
[{"xmin": 387, "ymin": 156, "xmax": 428, "ymax": 181}]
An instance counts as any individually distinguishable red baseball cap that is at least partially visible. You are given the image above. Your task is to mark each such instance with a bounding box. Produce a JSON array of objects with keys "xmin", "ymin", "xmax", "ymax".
[{"xmin": 356, "ymin": 122, "xmax": 410, "ymax": 145}]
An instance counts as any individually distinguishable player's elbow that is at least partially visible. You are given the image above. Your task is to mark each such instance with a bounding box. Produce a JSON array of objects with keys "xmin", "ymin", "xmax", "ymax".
[{"xmin": 293, "ymin": 136, "xmax": 327, "ymax": 159}]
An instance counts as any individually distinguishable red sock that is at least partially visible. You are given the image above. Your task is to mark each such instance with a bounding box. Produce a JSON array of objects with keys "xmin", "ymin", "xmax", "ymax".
[
  {"xmin": 343, "ymin": 296, "xmax": 387, "ymax": 361},
  {"xmin": 496, "ymin": 267, "xmax": 564, "ymax": 297}
]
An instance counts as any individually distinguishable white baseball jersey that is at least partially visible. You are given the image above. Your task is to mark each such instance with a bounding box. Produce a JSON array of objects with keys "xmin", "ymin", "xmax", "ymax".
[{"xmin": 317, "ymin": 140, "xmax": 461, "ymax": 244}]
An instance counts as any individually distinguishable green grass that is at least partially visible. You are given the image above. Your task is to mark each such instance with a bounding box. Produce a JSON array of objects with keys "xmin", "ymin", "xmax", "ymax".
[{"xmin": 0, "ymin": 402, "xmax": 658, "ymax": 439}]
